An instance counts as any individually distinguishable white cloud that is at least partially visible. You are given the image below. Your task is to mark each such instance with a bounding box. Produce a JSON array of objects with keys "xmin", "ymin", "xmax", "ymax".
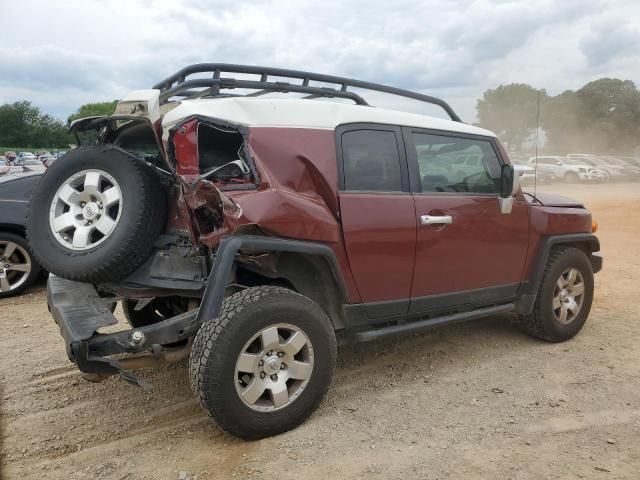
[{"xmin": 0, "ymin": 0, "xmax": 638, "ymax": 122}]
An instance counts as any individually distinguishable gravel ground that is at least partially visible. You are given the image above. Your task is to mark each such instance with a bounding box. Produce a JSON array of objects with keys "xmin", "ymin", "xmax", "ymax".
[{"xmin": 1, "ymin": 182, "xmax": 639, "ymax": 479}]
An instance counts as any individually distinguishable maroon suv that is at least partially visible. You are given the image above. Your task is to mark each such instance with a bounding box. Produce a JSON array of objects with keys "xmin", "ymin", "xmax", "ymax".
[{"xmin": 27, "ymin": 64, "xmax": 602, "ymax": 439}]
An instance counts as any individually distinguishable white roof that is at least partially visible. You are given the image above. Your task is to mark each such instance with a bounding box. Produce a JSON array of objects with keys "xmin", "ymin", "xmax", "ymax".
[{"xmin": 161, "ymin": 97, "xmax": 495, "ymax": 137}]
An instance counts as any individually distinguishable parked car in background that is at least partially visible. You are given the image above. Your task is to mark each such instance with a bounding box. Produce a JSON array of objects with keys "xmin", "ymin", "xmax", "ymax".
[
  {"xmin": 513, "ymin": 163, "xmax": 553, "ymax": 186},
  {"xmin": 0, "ymin": 170, "xmax": 44, "ymax": 297},
  {"xmin": 37, "ymin": 152, "xmax": 55, "ymax": 165},
  {"xmin": 17, "ymin": 152, "xmax": 36, "ymax": 160},
  {"xmin": 567, "ymin": 154, "xmax": 638, "ymax": 181},
  {"xmin": 21, "ymin": 159, "xmax": 46, "ymax": 173},
  {"xmin": 597, "ymin": 156, "xmax": 640, "ymax": 179},
  {"xmin": 528, "ymin": 156, "xmax": 605, "ymax": 182},
  {"xmin": 4, "ymin": 151, "xmax": 17, "ymax": 165},
  {"xmin": 616, "ymin": 156, "xmax": 640, "ymax": 168}
]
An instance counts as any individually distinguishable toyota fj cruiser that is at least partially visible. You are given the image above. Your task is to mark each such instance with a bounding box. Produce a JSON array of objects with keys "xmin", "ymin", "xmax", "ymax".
[{"xmin": 27, "ymin": 64, "xmax": 602, "ymax": 439}]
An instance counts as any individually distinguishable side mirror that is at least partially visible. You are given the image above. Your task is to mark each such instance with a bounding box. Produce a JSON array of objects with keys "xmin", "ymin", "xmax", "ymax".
[
  {"xmin": 500, "ymin": 164, "xmax": 517, "ymax": 197},
  {"xmin": 499, "ymin": 164, "xmax": 518, "ymax": 214}
]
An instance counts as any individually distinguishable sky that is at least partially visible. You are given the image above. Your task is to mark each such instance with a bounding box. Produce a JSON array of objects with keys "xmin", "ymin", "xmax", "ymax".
[{"xmin": 1, "ymin": 0, "xmax": 639, "ymax": 123}]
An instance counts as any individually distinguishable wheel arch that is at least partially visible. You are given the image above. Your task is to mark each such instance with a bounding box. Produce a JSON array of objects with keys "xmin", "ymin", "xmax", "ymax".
[
  {"xmin": 515, "ymin": 233, "xmax": 600, "ymax": 314},
  {"xmin": 197, "ymin": 235, "xmax": 349, "ymax": 331}
]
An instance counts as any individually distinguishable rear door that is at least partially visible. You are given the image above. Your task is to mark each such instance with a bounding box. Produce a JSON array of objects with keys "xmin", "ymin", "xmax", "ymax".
[
  {"xmin": 404, "ymin": 128, "xmax": 529, "ymax": 314},
  {"xmin": 337, "ymin": 124, "xmax": 416, "ymax": 319}
]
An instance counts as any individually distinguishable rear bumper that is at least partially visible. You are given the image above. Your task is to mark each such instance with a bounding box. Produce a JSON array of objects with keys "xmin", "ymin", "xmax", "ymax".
[{"xmin": 47, "ymin": 275, "xmax": 198, "ymax": 386}]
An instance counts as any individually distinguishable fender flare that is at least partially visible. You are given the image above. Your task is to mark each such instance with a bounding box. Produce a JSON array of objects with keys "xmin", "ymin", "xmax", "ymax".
[
  {"xmin": 196, "ymin": 235, "xmax": 349, "ymax": 328},
  {"xmin": 515, "ymin": 233, "xmax": 601, "ymax": 314}
]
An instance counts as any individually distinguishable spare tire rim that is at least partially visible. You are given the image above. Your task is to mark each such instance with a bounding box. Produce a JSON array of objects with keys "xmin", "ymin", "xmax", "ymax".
[
  {"xmin": 49, "ymin": 169, "xmax": 123, "ymax": 250},
  {"xmin": 235, "ymin": 323, "xmax": 315, "ymax": 412},
  {"xmin": 0, "ymin": 241, "xmax": 31, "ymax": 293},
  {"xmin": 553, "ymin": 267, "xmax": 585, "ymax": 324}
]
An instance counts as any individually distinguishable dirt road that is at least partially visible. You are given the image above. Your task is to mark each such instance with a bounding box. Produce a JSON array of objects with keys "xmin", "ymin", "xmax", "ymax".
[{"xmin": 2, "ymin": 182, "xmax": 639, "ymax": 479}]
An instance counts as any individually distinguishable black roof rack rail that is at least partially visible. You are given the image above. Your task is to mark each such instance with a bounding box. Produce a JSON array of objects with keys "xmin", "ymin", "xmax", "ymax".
[{"xmin": 152, "ymin": 63, "xmax": 462, "ymax": 122}]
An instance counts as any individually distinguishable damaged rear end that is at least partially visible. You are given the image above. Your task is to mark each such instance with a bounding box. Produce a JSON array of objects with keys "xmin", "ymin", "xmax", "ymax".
[{"xmin": 42, "ymin": 90, "xmax": 345, "ymax": 387}]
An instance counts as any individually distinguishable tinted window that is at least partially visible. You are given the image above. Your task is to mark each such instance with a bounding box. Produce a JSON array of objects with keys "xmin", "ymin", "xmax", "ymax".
[
  {"xmin": 342, "ymin": 130, "xmax": 402, "ymax": 192},
  {"xmin": 412, "ymin": 133, "xmax": 501, "ymax": 194}
]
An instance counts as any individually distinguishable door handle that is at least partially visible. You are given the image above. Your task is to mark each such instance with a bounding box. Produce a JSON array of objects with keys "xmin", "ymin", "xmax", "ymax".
[{"xmin": 420, "ymin": 215, "xmax": 452, "ymax": 226}]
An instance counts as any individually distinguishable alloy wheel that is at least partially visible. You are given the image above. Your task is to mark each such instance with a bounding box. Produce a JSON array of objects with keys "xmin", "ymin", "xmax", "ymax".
[
  {"xmin": 552, "ymin": 267, "xmax": 585, "ymax": 324},
  {"xmin": 235, "ymin": 323, "xmax": 314, "ymax": 412},
  {"xmin": 0, "ymin": 241, "xmax": 32, "ymax": 293},
  {"xmin": 49, "ymin": 169, "xmax": 122, "ymax": 250}
]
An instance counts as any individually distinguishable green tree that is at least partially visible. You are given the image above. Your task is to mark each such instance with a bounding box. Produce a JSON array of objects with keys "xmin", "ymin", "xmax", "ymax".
[
  {"xmin": 67, "ymin": 101, "xmax": 118, "ymax": 124},
  {"xmin": 482, "ymin": 78, "xmax": 640, "ymax": 154},
  {"xmin": 476, "ymin": 84, "xmax": 547, "ymax": 152},
  {"xmin": 0, "ymin": 101, "xmax": 71, "ymax": 148}
]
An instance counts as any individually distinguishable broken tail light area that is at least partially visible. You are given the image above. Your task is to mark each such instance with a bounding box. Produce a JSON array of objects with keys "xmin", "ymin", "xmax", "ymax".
[
  {"xmin": 172, "ymin": 118, "xmax": 200, "ymax": 181},
  {"xmin": 170, "ymin": 118, "xmax": 246, "ymax": 242}
]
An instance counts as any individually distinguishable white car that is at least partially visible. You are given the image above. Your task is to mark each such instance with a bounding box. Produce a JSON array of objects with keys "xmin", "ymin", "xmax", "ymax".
[
  {"xmin": 565, "ymin": 154, "xmax": 637, "ymax": 180},
  {"xmin": 528, "ymin": 156, "xmax": 606, "ymax": 183}
]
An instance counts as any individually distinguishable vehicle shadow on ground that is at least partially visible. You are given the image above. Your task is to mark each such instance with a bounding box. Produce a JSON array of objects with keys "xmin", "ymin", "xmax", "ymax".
[{"xmin": 59, "ymin": 314, "xmax": 533, "ymax": 438}]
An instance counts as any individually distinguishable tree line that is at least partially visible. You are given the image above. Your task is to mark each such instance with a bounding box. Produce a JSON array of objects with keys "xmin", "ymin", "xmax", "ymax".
[
  {"xmin": 1, "ymin": 79, "xmax": 638, "ymax": 155},
  {"xmin": 0, "ymin": 101, "xmax": 116, "ymax": 149},
  {"xmin": 476, "ymin": 78, "xmax": 640, "ymax": 155}
]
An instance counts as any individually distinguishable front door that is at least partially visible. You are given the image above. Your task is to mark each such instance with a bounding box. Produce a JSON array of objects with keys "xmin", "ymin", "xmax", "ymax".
[
  {"xmin": 337, "ymin": 125, "xmax": 416, "ymax": 319},
  {"xmin": 404, "ymin": 128, "xmax": 529, "ymax": 314}
]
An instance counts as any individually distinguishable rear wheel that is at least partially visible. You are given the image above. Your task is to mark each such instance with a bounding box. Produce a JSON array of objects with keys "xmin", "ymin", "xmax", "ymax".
[
  {"xmin": 518, "ymin": 247, "xmax": 594, "ymax": 342},
  {"xmin": 189, "ymin": 286, "xmax": 337, "ymax": 439},
  {"xmin": 0, "ymin": 233, "xmax": 41, "ymax": 298}
]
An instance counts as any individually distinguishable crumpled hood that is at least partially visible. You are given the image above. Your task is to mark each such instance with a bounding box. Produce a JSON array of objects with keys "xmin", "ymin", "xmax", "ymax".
[{"xmin": 529, "ymin": 192, "xmax": 584, "ymax": 208}]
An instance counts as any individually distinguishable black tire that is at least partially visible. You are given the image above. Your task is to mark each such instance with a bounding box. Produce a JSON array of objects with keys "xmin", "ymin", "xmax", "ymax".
[
  {"xmin": 518, "ymin": 247, "xmax": 594, "ymax": 342},
  {"xmin": 26, "ymin": 145, "xmax": 166, "ymax": 283},
  {"xmin": 189, "ymin": 286, "xmax": 337, "ymax": 439},
  {"xmin": 0, "ymin": 232, "xmax": 41, "ymax": 298}
]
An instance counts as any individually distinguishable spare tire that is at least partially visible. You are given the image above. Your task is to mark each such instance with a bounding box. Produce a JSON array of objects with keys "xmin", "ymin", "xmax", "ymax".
[{"xmin": 27, "ymin": 145, "xmax": 166, "ymax": 283}]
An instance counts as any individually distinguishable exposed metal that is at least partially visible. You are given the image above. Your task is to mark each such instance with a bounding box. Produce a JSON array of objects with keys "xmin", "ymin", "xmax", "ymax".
[
  {"xmin": 235, "ymin": 323, "xmax": 314, "ymax": 412},
  {"xmin": 49, "ymin": 169, "xmax": 122, "ymax": 250},
  {"xmin": 553, "ymin": 268, "xmax": 585, "ymax": 324},
  {"xmin": 0, "ymin": 241, "xmax": 31, "ymax": 292},
  {"xmin": 153, "ymin": 63, "xmax": 463, "ymax": 122}
]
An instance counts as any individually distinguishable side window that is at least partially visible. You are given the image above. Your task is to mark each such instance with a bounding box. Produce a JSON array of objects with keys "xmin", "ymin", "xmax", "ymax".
[
  {"xmin": 412, "ymin": 133, "xmax": 502, "ymax": 194},
  {"xmin": 342, "ymin": 129, "xmax": 402, "ymax": 192}
]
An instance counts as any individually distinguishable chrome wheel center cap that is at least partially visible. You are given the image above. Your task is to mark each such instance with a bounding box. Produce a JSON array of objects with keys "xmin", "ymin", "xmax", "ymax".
[
  {"xmin": 264, "ymin": 356, "xmax": 281, "ymax": 375},
  {"xmin": 82, "ymin": 202, "xmax": 100, "ymax": 220}
]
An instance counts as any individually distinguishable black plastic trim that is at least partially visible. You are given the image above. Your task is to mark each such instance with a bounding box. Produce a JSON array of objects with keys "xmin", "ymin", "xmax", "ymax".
[
  {"xmin": 515, "ymin": 233, "xmax": 601, "ymax": 314},
  {"xmin": 350, "ymin": 303, "xmax": 515, "ymax": 342},
  {"xmin": 409, "ymin": 282, "xmax": 519, "ymax": 314},
  {"xmin": 196, "ymin": 235, "xmax": 350, "ymax": 325},
  {"xmin": 343, "ymin": 283, "xmax": 520, "ymax": 327}
]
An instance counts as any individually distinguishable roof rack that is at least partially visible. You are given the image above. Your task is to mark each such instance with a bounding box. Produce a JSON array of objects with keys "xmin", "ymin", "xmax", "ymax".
[{"xmin": 152, "ymin": 63, "xmax": 462, "ymax": 122}]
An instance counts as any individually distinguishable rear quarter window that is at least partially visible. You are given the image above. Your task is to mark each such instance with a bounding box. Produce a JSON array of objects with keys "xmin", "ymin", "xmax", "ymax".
[{"xmin": 341, "ymin": 129, "xmax": 403, "ymax": 192}]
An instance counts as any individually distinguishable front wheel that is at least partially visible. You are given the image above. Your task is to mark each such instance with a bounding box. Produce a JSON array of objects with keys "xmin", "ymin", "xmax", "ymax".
[
  {"xmin": 518, "ymin": 246, "xmax": 594, "ymax": 342},
  {"xmin": 189, "ymin": 286, "xmax": 337, "ymax": 439}
]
